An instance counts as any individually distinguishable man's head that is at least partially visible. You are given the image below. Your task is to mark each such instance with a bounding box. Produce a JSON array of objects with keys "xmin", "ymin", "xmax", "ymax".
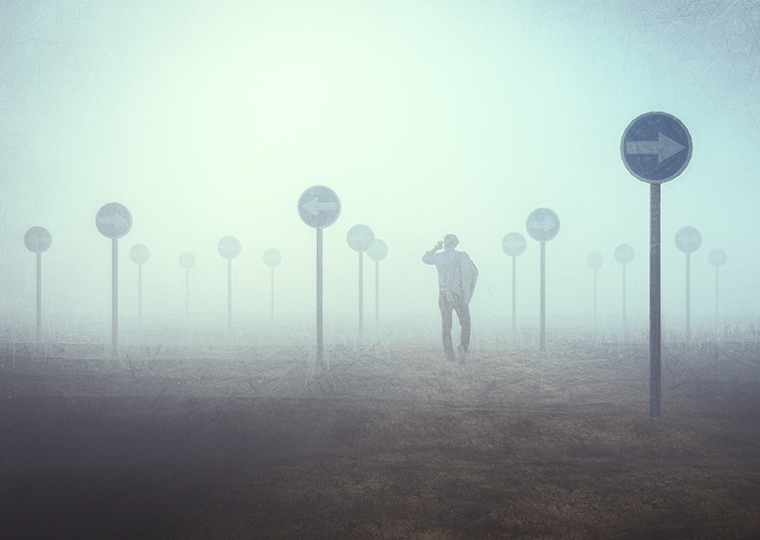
[{"xmin": 443, "ymin": 234, "xmax": 459, "ymax": 249}]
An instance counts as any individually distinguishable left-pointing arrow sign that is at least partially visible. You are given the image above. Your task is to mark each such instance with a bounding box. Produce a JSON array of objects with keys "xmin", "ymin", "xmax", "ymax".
[
  {"xmin": 625, "ymin": 132, "xmax": 686, "ymax": 164},
  {"xmin": 301, "ymin": 197, "xmax": 339, "ymax": 216}
]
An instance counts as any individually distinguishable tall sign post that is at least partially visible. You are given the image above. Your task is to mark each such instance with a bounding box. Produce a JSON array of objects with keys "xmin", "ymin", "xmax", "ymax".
[
  {"xmin": 179, "ymin": 253, "xmax": 196, "ymax": 320},
  {"xmin": 366, "ymin": 239, "xmax": 388, "ymax": 330},
  {"xmin": 526, "ymin": 208, "xmax": 560, "ymax": 351},
  {"xmin": 614, "ymin": 243, "xmax": 635, "ymax": 334},
  {"xmin": 218, "ymin": 236, "xmax": 241, "ymax": 332},
  {"xmin": 263, "ymin": 248, "xmax": 282, "ymax": 323},
  {"xmin": 675, "ymin": 226, "xmax": 702, "ymax": 340},
  {"xmin": 587, "ymin": 252, "xmax": 604, "ymax": 334},
  {"xmin": 96, "ymin": 202, "xmax": 133, "ymax": 358},
  {"xmin": 298, "ymin": 185, "xmax": 341, "ymax": 371},
  {"xmin": 346, "ymin": 224, "xmax": 375, "ymax": 342},
  {"xmin": 129, "ymin": 244, "xmax": 150, "ymax": 324},
  {"xmin": 621, "ymin": 111, "xmax": 692, "ymax": 417},
  {"xmin": 24, "ymin": 226, "xmax": 52, "ymax": 343},
  {"xmin": 708, "ymin": 248, "xmax": 726, "ymax": 334},
  {"xmin": 502, "ymin": 232, "xmax": 527, "ymax": 335}
]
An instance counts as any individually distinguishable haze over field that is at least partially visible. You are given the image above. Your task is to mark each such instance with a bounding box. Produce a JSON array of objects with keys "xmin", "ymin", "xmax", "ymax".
[{"xmin": 2, "ymin": 0, "xmax": 760, "ymax": 339}]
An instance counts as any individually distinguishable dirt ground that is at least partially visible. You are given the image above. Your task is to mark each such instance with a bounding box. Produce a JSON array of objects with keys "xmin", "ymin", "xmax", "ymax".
[{"xmin": 1, "ymin": 335, "xmax": 759, "ymax": 539}]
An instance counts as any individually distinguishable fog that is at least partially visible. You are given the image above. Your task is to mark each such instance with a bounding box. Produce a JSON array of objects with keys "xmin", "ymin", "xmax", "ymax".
[{"xmin": 2, "ymin": 0, "xmax": 760, "ymax": 343}]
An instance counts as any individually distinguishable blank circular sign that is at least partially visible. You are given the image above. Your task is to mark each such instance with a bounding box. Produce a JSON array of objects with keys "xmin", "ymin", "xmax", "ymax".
[
  {"xmin": 366, "ymin": 239, "xmax": 388, "ymax": 262},
  {"xmin": 674, "ymin": 226, "xmax": 702, "ymax": 254},
  {"xmin": 179, "ymin": 252, "xmax": 196, "ymax": 269},
  {"xmin": 129, "ymin": 244, "xmax": 150, "ymax": 265},
  {"xmin": 502, "ymin": 232, "xmax": 526, "ymax": 257},
  {"xmin": 708, "ymin": 248, "xmax": 726, "ymax": 267},
  {"xmin": 587, "ymin": 252, "xmax": 604, "ymax": 270},
  {"xmin": 24, "ymin": 226, "xmax": 52, "ymax": 254},
  {"xmin": 526, "ymin": 208, "xmax": 560, "ymax": 242},
  {"xmin": 218, "ymin": 236, "xmax": 241, "ymax": 260},
  {"xmin": 347, "ymin": 224, "xmax": 375, "ymax": 252},
  {"xmin": 263, "ymin": 248, "xmax": 282, "ymax": 267},
  {"xmin": 614, "ymin": 244, "xmax": 635, "ymax": 265}
]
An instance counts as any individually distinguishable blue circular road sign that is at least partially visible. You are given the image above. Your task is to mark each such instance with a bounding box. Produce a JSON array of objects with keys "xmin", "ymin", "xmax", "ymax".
[
  {"xmin": 218, "ymin": 236, "xmax": 241, "ymax": 259},
  {"xmin": 129, "ymin": 244, "xmax": 150, "ymax": 265},
  {"xmin": 263, "ymin": 248, "xmax": 282, "ymax": 267},
  {"xmin": 526, "ymin": 208, "xmax": 560, "ymax": 242},
  {"xmin": 24, "ymin": 226, "xmax": 52, "ymax": 254},
  {"xmin": 179, "ymin": 252, "xmax": 196, "ymax": 269},
  {"xmin": 502, "ymin": 232, "xmax": 527, "ymax": 257},
  {"xmin": 96, "ymin": 202, "xmax": 133, "ymax": 239},
  {"xmin": 366, "ymin": 239, "xmax": 388, "ymax": 262},
  {"xmin": 621, "ymin": 112, "xmax": 692, "ymax": 184},
  {"xmin": 298, "ymin": 185, "xmax": 341, "ymax": 229},
  {"xmin": 708, "ymin": 248, "xmax": 726, "ymax": 267},
  {"xmin": 675, "ymin": 226, "xmax": 702, "ymax": 254},
  {"xmin": 347, "ymin": 224, "xmax": 375, "ymax": 252}
]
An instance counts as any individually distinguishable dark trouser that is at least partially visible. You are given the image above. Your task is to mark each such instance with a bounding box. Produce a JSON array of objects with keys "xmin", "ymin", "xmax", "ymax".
[{"xmin": 439, "ymin": 290, "xmax": 471, "ymax": 361}]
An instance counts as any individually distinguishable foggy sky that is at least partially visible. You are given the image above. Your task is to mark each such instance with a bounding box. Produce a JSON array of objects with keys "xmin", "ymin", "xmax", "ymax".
[{"xmin": 2, "ymin": 0, "xmax": 759, "ymax": 337}]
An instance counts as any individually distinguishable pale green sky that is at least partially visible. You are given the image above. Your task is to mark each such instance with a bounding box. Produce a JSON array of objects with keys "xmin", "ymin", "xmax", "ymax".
[{"xmin": 2, "ymin": 0, "xmax": 760, "ymax": 336}]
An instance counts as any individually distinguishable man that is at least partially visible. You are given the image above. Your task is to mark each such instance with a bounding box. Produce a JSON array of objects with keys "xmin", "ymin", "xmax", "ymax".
[{"xmin": 422, "ymin": 234, "xmax": 478, "ymax": 365}]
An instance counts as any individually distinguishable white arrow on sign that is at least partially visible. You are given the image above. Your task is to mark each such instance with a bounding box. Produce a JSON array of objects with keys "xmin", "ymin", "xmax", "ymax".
[
  {"xmin": 625, "ymin": 132, "xmax": 686, "ymax": 164},
  {"xmin": 98, "ymin": 214, "xmax": 129, "ymax": 228},
  {"xmin": 301, "ymin": 197, "xmax": 339, "ymax": 216}
]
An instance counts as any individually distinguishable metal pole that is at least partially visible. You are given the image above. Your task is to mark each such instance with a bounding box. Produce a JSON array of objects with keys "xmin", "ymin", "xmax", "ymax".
[
  {"xmin": 715, "ymin": 265, "xmax": 719, "ymax": 334},
  {"xmin": 316, "ymin": 228, "xmax": 324, "ymax": 371},
  {"xmin": 271, "ymin": 265, "xmax": 275, "ymax": 323},
  {"xmin": 112, "ymin": 238, "xmax": 118, "ymax": 358},
  {"xmin": 138, "ymin": 263, "xmax": 143, "ymax": 325},
  {"xmin": 622, "ymin": 263, "xmax": 627, "ymax": 333},
  {"xmin": 36, "ymin": 252, "xmax": 42, "ymax": 343},
  {"xmin": 511, "ymin": 255, "xmax": 517, "ymax": 335},
  {"xmin": 375, "ymin": 260, "xmax": 380, "ymax": 330},
  {"xmin": 593, "ymin": 268, "xmax": 598, "ymax": 331},
  {"xmin": 227, "ymin": 258, "xmax": 232, "ymax": 332},
  {"xmin": 650, "ymin": 183, "xmax": 661, "ymax": 418},
  {"xmin": 185, "ymin": 268, "xmax": 190, "ymax": 319},
  {"xmin": 358, "ymin": 251, "xmax": 363, "ymax": 342},
  {"xmin": 540, "ymin": 241, "xmax": 546, "ymax": 351},
  {"xmin": 685, "ymin": 252, "xmax": 691, "ymax": 340}
]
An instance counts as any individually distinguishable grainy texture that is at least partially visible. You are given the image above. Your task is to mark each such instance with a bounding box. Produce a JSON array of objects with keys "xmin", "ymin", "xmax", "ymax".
[{"xmin": 1, "ymin": 335, "xmax": 759, "ymax": 539}]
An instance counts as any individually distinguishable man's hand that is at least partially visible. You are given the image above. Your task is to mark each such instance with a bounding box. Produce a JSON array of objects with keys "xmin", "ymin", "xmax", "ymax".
[{"xmin": 431, "ymin": 241, "xmax": 443, "ymax": 252}]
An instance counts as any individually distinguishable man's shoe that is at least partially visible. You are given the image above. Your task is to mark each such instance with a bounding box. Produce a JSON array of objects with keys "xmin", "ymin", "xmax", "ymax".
[{"xmin": 457, "ymin": 345, "xmax": 467, "ymax": 366}]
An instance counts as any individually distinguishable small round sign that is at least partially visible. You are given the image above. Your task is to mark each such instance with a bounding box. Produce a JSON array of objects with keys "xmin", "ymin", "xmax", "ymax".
[
  {"xmin": 218, "ymin": 236, "xmax": 241, "ymax": 260},
  {"xmin": 179, "ymin": 252, "xmax": 196, "ymax": 270},
  {"xmin": 674, "ymin": 226, "xmax": 702, "ymax": 254},
  {"xmin": 526, "ymin": 208, "xmax": 560, "ymax": 242},
  {"xmin": 129, "ymin": 244, "xmax": 150, "ymax": 265},
  {"xmin": 96, "ymin": 202, "xmax": 132, "ymax": 239},
  {"xmin": 298, "ymin": 185, "xmax": 341, "ymax": 229},
  {"xmin": 24, "ymin": 226, "xmax": 52, "ymax": 254},
  {"xmin": 263, "ymin": 248, "xmax": 282, "ymax": 267},
  {"xmin": 347, "ymin": 224, "xmax": 375, "ymax": 252},
  {"xmin": 502, "ymin": 232, "xmax": 526, "ymax": 257},
  {"xmin": 621, "ymin": 112, "xmax": 692, "ymax": 184},
  {"xmin": 587, "ymin": 252, "xmax": 604, "ymax": 270},
  {"xmin": 708, "ymin": 248, "xmax": 726, "ymax": 268},
  {"xmin": 614, "ymin": 244, "xmax": 635, "ymax": 265},
  {"xmin": 366, "ymin": 239, "xmax": 388, "ymax": 262}
]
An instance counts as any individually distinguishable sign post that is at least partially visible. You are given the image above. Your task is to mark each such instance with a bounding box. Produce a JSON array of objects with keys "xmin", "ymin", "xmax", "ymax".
[
  {"xmin": 502, "ymin": 232, "xmax": 527, "ymax": 336},
  {"xmin": 614, "ymin": 244, "xmax": 635, "ymax": 335},
  {"xmin": 708, "ymin": 248, "xmax": 726, "ymax": 334},
  {"xmin": 263, "ymin": 249, "xmax": 282, "ymax": 323},
  {"xmin": 587, "ymin": 252, "xmax": 604, "ymax": 335},
  {"xmin": 526, "ymin": 208, "xmax": 560, "ymax": 351},
  {"xmin": 179, "ymin": 252, "xmax": 196, "ymax": 320},
  {"xmin": 298, "ymin": 185, "xmax": 341, "ymax": 371},
  {"xmin": 675, "ymin": 226, "xmax": 702, "ymax": 340},
  {"xmin": 366, "ymin": 239, "xmax": 388, "ymax": 330},
  {"xmin": 347, "ymin": 224, "xmax": 375, "ymax": 342},
  {"xmin": 96, "ymin": 202, "xmax": 133, "ymax": 358},
  {"xmin": 129, "ymin": 244, "xmax": 150, "ymax": 324},
  {"xmin": 621, "ymin": 111, "xmax": 692, "ymax": 417},
  {"xmin": 24, "ymin": 226, "xmax": 52, "ymax": 343},
  {"xmin": 218, "ymin": 236, "xmax": 241, "ymax": 332}
]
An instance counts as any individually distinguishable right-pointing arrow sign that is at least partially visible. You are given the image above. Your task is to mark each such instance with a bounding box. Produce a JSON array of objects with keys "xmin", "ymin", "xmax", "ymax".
[{"xmin": 625, "ymin": 132, "xmax": 686, "ymax": 164}]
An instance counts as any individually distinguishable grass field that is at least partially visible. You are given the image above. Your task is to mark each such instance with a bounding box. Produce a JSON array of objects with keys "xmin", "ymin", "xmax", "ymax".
[{"xmin": 2, "ymin": 325, "xmax": 759, "ymax": 539}]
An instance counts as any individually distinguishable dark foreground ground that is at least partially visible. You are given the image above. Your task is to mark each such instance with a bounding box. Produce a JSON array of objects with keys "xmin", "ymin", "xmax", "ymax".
[{"xmin": 2, "ymin": 341, "xmax": 760, "ymax": 539}]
